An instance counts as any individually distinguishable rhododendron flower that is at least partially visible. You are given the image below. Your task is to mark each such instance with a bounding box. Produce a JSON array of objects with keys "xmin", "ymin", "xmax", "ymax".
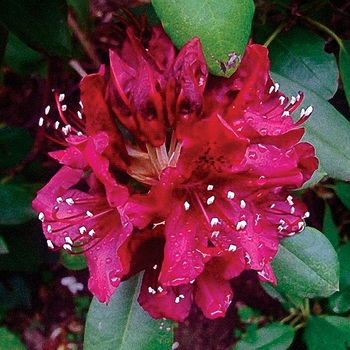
[{"xmin": 32, "ymin": 25, "xmax": 318, "ymax": 322}]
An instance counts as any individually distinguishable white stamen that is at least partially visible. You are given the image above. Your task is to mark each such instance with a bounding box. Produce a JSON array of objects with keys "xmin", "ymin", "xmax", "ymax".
[
  {"xmin": 59, "ymin": 93, "xmax": 65, "ymax": 102},
  {"xmin": 88, "ymin": 229, "xmax": 95, "ymax": 237},
  {"xmin": 47, "ymin": 239, "xmax": 54, "ymax": 249},
  {"xmin": 240, "ymin": 200, "xmax": 246, "ymax": 209},
  {"xmin": 65, "ymin": 237, "xmax": 73, "ymax": 245},
  {"xmin": 47, "ymin": 225, "xmax": 52, "ymax": 233},
  {"xmin": 228, "ymin": 244, "xmax": 237, "ymax": 252},
  {"xmin": 207, "ymin": 184, "xmax": 214, "ymax": 191},
  {"xmin": 274, "ymin": 83, "xmax": 280, "ymax": 92},
  {"xmin": 298, "ymin": 222, "xmax": 305, "ymax": 231},
  {"xmin": 86, "ymin": 211, "xmax": 94, "ymax": 217},
  {"xmin": 300, "ymin": 108, "xmax": 306, "ymax": 118},
  {"xmin": 79, "ymin": 226, "xmax": 87, "ymax": 234},
  {"xmin": 269, "ymin": 85, "xmax": 274, "ymax": 94},
  {"xmin": 207, "ymin": 196, "xmax": 215, "ymax": 205},
  {"xmin": 227, "ymin": 191, "xmax": 235, "ymax": 199},
  {"xmin": 290, "ymin": 96, "xmax": 296, "ymax": 105},
  {"xmin": 54, "ymin": 121, "xmax": 60, "ymax": 129},
  {"xmin": 211, "ymin": 231, "xmax": 220, "ymax": 238},
  {"xmin": 38, "ymin": 117, "xmax": 44, "ymax": 126},
  {"xmin": 279, "ymin": 96, "xmax": 285, "ymax": 105},
  {"xmin": 45, "ymin": 106, "xmax": 50, "ymax": 115},
  {"xmin": 79, "ymin": 101, "xmax": 83, "ymax": 109},
  {"xmin": 304, "ymin": 211, "xmax": 310, "ymax": 218},
  {"xmin": 157, "ymin": 286, "xmax": 164, "ymax": 293},
  {"xmin": 175, "ymin": 296, "xmax": 181, "ymax": 303},
  {"xmin": 148, "ymin": 287, "xmax": 156, "ymax": 294},
  {"xmin": 287, "ymin": 195, "xmax": 294, "ymax": 205},
  {"xmin": 153, "ymin": 264, "xmax": 158, "ymax": 270},
  {"xmin": 282, "ymin": 111, "xmax": 290, "ymax": 117},
  {"xmin": 38, "ymin": 212, "xmax": 45, "ymax": 222},
  {"xmin": 296, "ymin": 93, "xmax": 301, "ymax": 101},
  {"xmin": 236, "ymin": 220, "xmax": 247, "ymax": 230},
  {"xmin": 63, "ymin": 243, "xmax": 72, "ymax": 251},
  {"xmin": 305, "ymin": 105, "xmax": 313, "ymax": 116},
  {"xmin": 56, "ymin": 197, "xmax": 63, "ymax": 203},
  {"xmin": 179, "ymin": 294, "xmax": 185, "ymax": 299},
  {"xmin": 270, "ymin": 203, "xmax": 275, "ymax": 209},
  {"xmin": 61, "ymin": 104, "xmax": 67, "ymax": 111},
  {"xmin": 290, "ymin": 207, "xmax": 295, "ymax": 214},
  {"xmin": 210, "ymin": 217, "xmax": 219, "ymax": 227},
  {"xmin": 184, "ymin": 201, "xmax": 190, "ymax": 211},
  {"xmin": 65, "ymin": 198, "xmax": 75, "ymax": 205},
  {"xmin": 77, "ymin": 111, "xmax": 83, "ymax": 119}
]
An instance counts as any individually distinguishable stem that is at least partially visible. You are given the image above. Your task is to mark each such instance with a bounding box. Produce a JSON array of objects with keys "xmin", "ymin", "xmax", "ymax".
[
  {"xmin": 302, "ymin": 298, "xmax": 310, "ymax": 318},
  {"xmin": 67, "ymin": 13, "xmax": 101, "ymax": 69},
  {"xmin": 263, "ymin": 23, "xmax": 286, "ymax": 47},
  {"xmin": 302, "ymin": 16, "xmax": 344, "ymax": 48}
]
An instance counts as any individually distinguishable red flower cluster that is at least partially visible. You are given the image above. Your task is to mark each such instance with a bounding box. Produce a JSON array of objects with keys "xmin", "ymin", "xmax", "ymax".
[{"xmin": 32, "ymin": 26, "xmax": 318, "ymax": 321}]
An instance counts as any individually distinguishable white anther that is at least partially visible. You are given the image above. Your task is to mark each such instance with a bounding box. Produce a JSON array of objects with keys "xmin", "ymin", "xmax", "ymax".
[
  {"xmin": 63, "ymin": 243, "xmax": 72, "ymax": 251},
  {"xmin": 274, "ymin": 83, "xmax": 280, "ymax": 92},
  {"xmin": 47, "ymin": 225, "xmax": 52, "ymax": 233},
  {"xmin": 240, "ymin": 200, "xmax": 246, "ymax": 209},
  {"xmin": 65, "ymin": 198, "xmax": 75, "ymax": 205},
  {"xmin": 236, "ymin": 220, "xmax": 247, "ymax": 230},
  {"xmin": 305, "ymin": 105, "xmax": 313, "ymax": 116},
  {"xmin": 59, "ymin": 93, "xmax": 65, "ymax": 102},
  {"xmin": 207, "ymin": 184, "xmax": 214, "ymax": 191},
  {"xmin": 86, "ymin": 211, "xmax": 93, "ymax": 217},
  {"xmin": 38, "ymin": 117, "xmax": 44, "ymax": 126},
  {"xmin": 184, "ymin": 201, "xmax": 190, "ymax": 211},
  {"xmin": 270, "ymin": 203, "xmax": 276, "ymax": 209},
  {"xmin": 290, "ymin": 207, "xmax": 295, "ymax": 214},
  {"xmin": 287, "ymin": 195, "xmax": 294, "ymax": 205},
  {"xmin": 269, "ymin": 85, "xmax": 274, "ymax": 94},
  {"xmin": 61, "ymin": 104, "xmax": 67, "ymax": 111},
  {"xmin": 298, "ymin": 221, "xmax": 305, "ymax": 231},
  {"xmin": 45, "ymin": 106, "xmax": 51, "ymax": 115},
  {"xmin": 175, "ymin": 296, "xmax": 181, "ymax": 304},
  {"xmin": 77, "ymin": 111, "xmax": 83, "ymax": 119},
  {"xmin": 290, "ymin": 96, "xmax": 296, "ymax": 105},
  {"xmin": 148, "ymin": 287, "xmax": 156, "ymax": 294},
  {"xmin": 279, "ymin": 96, "xmax": 286, "ymax": 105},
  {"xmin": 282, "ymin": 111, "xmax": 290, "ymax": 117},
  {"xmin": 88, "ymin": 229, "xmax": 95, "ymax": 237},
  {"xmin": 54, "ymin": 121, "xmax": 60, "ymax": 129},
  {"xmin": 47, "ymin": 240, "xmax": 54, "ymax": 249},
  {"xmin": 56, "ymin": 197, "xmax": 63, "ymax": 203},
  {"xmin": 79, "ymin": 101, "xmax": 83, "ymax": 109},
  {"xmin": 38, "ymin": 212, "xmax": 45, "ymax": 222},
  {"xmin": 79, "ymin": 226, "xmax": 87, "ymax": 234},
  {"xmin": 153, "ymin": 264, "xmax": 158, "ymax": 270},
  {"xmin": 228, "ymin": 244, "xmax": 237, "ymax": 252},
  {"xmin": 210, "ymin": 217, "xmax": 219, "ymax": 227},
  {"xmin": 206, "ymin": 196, "xmax": 215, "ymax": 205},
  {"xmin": 227, "ymin": 191, "xmax": 235, "ymax": 199},
  {"xmin": 65, "ymin": 237, "xmax": 73, "ymax": 245},
  {"xmin": 157, "ymin": 286, "xmax": 164, "ymax": 293},
  {"xmin": 304, "ymin": 211, "xmax": 310, "ymax": 218},
  {"xmin": 211, "ymin": 231, "xmax": 220, "ymax": 238}
]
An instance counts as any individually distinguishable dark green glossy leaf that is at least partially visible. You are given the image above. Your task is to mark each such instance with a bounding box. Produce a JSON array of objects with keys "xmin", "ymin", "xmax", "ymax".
[
  {"xmin": 60, "ymin": 250, "xmax": 87, "ymax": 270},
  {"xmin": 268, "ymin": 27, "xmax": 338, "ymax": 100},
  {"xmin": 334, "ymin": 182, "xmax": 350, "ymax": 211},
  {"xmin": 0, "ymin": 0, "xmax": 72, "ymax": 57},
  {"xmin": 152, "ymin": 0, "xmax": 255, "ymax": 76},
  {"xmin": 0, "ymin": 236, "xmax": 8, "ymax": 254},
  {"xmin": 233, "ymin": 323, "xmax": 295, "ymax": 350},
  {"xmin": 0, "ymin": 327, "xmax": 26, "ymax": 350},
  {"xmin": 0, "ymin": 127, "xmax": 33, "ymax": 172},
  {"xmin": 0, "ymin": 24, "xmax": 8, "ymax": 84},
  {"xmin": 4, "ymin": 33, "xmax": 46, "ymax": 76},
  {"xmin": 329, "ymin": 242, "xmax": 350, "ymax": 313},
  {"xmin": 270, "ymin": 227, "xmax": 339, "ymax": 299},
  {"xmin": 339, "ymin": 40, "xmax": 350, "ymax": 107},
  {"xmin": 84, "ymin": 274, "xmax": 174, "ymax": 350},
  {"xmin": 304, "ymin": 316, "xmax": 350, "ymax": 350},
  {"xmin": 272, "ymin": 72, "xmax": 350, "ymax": 181},
  {"xmin": 0, "ymin": 184, "xmax": 36, "ymax": 225},
  {"xmin": 323, "ymin": 204, "xmax": 340, "ymax": 249}
]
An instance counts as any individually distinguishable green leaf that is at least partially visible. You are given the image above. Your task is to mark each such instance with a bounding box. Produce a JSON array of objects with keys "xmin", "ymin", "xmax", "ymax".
[
  {"xmin": 0, "ymin": 327, "xmax": 26, "ymax": 350},
  {"xmin": 151, "ymin": 0, "xmax": 255, "ymax": 76},
  {"xmin": 60, "ymin": 250, "xmax": 87, "ymax": 270},
  {"xmin": 84, "ymin": 274, "xmax": 174, "ymax": 350},
  {"xmin": 268, "ymin": 27, "xmax": 338, "ymax": 100},
  {"xmin": 0, "ymin": 236, "xmax": 8, "ymax": 254},
  {"xmin": 329, "ymin": 242, "xmax": 350, "ymax": 313},
  {"xmin": 0, "ymin": 0, "xmax": 72, "ymax": 57},
  {"xmin": 270, "ymin": 227, "xmax": 339, "ymax": 300},
  {"xmin": 271, "ymin": 72, "xmax": 350, "ymax": 181},
  {"xmin": 339, "ymin": 40, "xmax": 350, "ymax": 107},
  {"xmin": 304, "ymin": 316, "xmax": 350, "ymax": 350},
  {"xmin": 233, "ymin": 323, "xmax": 295, "ymax": 350},
  {"xmin": 4, "ymin": 33, "xmax": 46, "ymax": 76},
  {"xmin": 334, "ymin": 181, "xmax": 350, "ymax": 211},
  {"xmin": 0, "ymin": 184, "xmax": 36, "ymax": 225},
  {"xmin": 323, "ymin": 204, "xmax": 340, "ymax": 249},
  {"xmin": 0, "ymin": 127, "xmax": 33, "ymax": 172}
]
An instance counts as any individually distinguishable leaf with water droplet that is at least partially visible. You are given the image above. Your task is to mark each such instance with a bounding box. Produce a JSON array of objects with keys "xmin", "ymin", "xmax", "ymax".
[
  {"xmin": 152, "ymin": 0, "xmax": 255, "ymax": 76},
  {"xmin": 84, "ymin": 274, "xmax": 174, "ymax": 350}
]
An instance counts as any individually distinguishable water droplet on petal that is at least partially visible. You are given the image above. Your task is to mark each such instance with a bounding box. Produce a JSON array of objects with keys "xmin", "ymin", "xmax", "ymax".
[
  {"xmin": 182, "ymin": 260, "xmax": 189, "ymax": 269},
  {"xmin": 259, "ymin": 128, "xmax": 268, "ymax": 136}
]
